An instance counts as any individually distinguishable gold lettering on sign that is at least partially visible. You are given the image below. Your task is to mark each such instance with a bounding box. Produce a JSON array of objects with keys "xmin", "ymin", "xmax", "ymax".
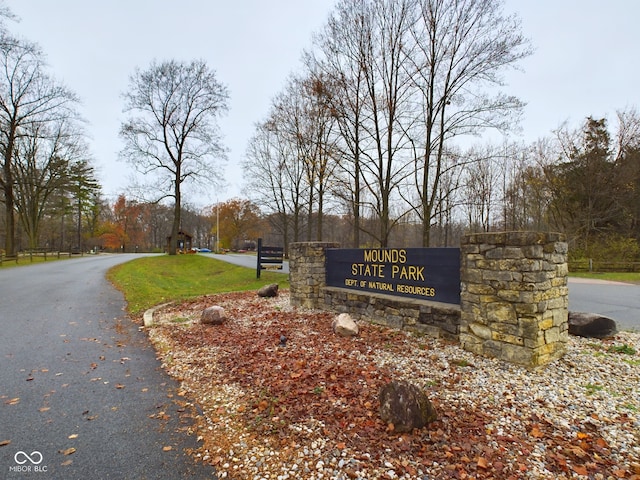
[
  {"xmin": 391, "ymin": 265, "xmax": 425, "ymax": 281},
  {"xmin": 363, "ymin": 249, "xmax": 407, "ymax": 264},
  {"xmin": 351, "ymin": 263, "xmax": 385, "ymax": 278}
]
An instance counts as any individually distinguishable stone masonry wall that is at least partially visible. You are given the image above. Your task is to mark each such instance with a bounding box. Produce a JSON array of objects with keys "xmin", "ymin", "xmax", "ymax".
[
  {"xmin": 324, "ymin": 287, "xmax": 460, "ymax": 341},
  {"xmin": 289, "ymin": 242, "xmax": 460, "ymax": 339},
  {"xmin": 289, "ymin": 242, "xmax": 339, "ymax": 309},
  {"xmin": 459, "ymin": 232, "xmax": 569, "ymax": 367}
]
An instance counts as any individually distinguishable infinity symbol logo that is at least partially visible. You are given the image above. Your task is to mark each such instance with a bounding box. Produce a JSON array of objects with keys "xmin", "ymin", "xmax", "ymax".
[{"xmin": 14, "ymin": 451, "xmax": 43, "ymax": 465}]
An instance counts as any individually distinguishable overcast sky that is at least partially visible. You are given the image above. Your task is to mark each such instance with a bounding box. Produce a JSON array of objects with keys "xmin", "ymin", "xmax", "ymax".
[{"xmin": 5, "ymin": 1, "xmax": 640, "ymax": 208}]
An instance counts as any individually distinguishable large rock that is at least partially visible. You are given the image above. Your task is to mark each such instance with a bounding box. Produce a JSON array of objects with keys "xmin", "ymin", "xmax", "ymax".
[
  {"xmin": 257, "ymin": 283, "xmax": 279, "ymax": 298},
  {"xmin": 332, "ymin": 313, "xmax": 359, "ymax": 337},
  {"xmin": 568, "ymin": 312, "xmax": 618, "ymax": 338},
  {"xmin": 201, "ymin": 306, "xmax": 226, "ymax": 325},
  {"xmin": 379, "ymin": 380, "xmax": 437, "ymax": 433}
]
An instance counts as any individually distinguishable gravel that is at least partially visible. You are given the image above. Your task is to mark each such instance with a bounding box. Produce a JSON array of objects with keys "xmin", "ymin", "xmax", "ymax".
[{"xmin": 149, "ymin": 293, "xmax": 640, "ymax": 479}]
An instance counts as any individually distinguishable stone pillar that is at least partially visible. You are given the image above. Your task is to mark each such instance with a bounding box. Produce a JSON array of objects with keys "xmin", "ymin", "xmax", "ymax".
[
  {"xmin": 460, "ymin": 232, "xmax": 569, "ymax": 367},
  {"xmin": 289, "ymin": 242, "xmax": 339, "ymax": 309}
]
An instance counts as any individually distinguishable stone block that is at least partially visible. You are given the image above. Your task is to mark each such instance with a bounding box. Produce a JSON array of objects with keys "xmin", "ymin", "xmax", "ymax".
[
  {"xmin": 486, "ymin": 302, "xmax": 517, "ymax": 324},
  {"xmin": 544, "ymin": 326, "xmax": 561, "ymax": 343},
  {"xmin": 501, "ymin": 343, "xmax": 533, "ymax": 366},
  {"xmin": 491, "ymin": 331, "xmax": 525, "ymax": 346},
  {"xmin": 469, "ymin": 322, "xmax": 492, "ymax": 340}
]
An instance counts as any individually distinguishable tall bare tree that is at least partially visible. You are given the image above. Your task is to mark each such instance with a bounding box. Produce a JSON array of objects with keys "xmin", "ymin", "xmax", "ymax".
[
  {"xmin": 120, "ymin": 59, "xmax": 229, "ymax": 255},
  {"xmin": 308, "ymin": 0, "xmax": 372, "ymax": 247},
  {"xmin": 0, "ymin": 36, "xmax": 79, "ymax": 255},
  {"xmin": 408, "ymin": 0, "xmax": 531, "ymax": 246},
  {"xmin": 12, "ymin": 118, "xmax": 93, "ymax": 249}
]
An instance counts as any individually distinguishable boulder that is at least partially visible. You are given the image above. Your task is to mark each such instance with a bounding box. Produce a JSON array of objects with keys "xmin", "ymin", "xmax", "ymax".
[
  {"xmin": 201, "ymin": 305, "xmax": 226, "ymax": 325},
  {"xmin": 257, "ymin": 283, "xmax": 279, "ymax": 298},
  {"xmin": 568, "ymin": 312, "xmax": 618, "ymax": 338},
  {"xmin": 332, "ymin": 313, "xmax": 359, "ymax": 337},
  {"xmin": 379, "ymin": 380, "xmax": 436, "ymax": 433}
]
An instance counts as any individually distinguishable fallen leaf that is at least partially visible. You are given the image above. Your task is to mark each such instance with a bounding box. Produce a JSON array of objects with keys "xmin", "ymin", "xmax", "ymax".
[
  {"xmin": 477, "ymin": 457, "xmax": 489, "ymax": 469},
  {"xmin": 60, "ymin": 447, "xmax": 76, "ymax": 455},
  {"xmin": 162, "ymin": 446, "xmax": 172, "ymax": 451},
  {"xmin": 572, "ymin": 465, "xmax": 588, "ymax": 476},
  {"xmin": 60, "ymin": 460, "xmax": 73, "ymax": 466},
  {"xmin": 68, "ymin": 434, "xmax": 78, "ymax": 439},
  {"xmin": 0, "ymin": 440, "xmax": 11, "ymax": 447},
  {"xmin": 570, "ymin": 446, "xmax": 588, "ymax": 458},
  {"xmin": 115, "ymin": 384, "xmax": 125, "ymax": 389},
  {"xmin": 530, "ymin": 426, "xmax": 544, "ymax": 438},
  {"xmin": 5, "ymin": 398, "xmax": 19, "ymax": 405},
  {"xmin": 39, "ymin": 407, "xmax": 51, "ymax": 412}
]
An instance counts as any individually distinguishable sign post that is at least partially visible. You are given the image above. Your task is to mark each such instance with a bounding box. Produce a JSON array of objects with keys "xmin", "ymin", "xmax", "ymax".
[{"xmin": 256, "ymin": 238, "xmax": 284, "ymax": 279}]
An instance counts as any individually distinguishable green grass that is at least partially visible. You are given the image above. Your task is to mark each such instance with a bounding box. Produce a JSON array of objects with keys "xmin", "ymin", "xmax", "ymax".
[
  {"xmin": 607, "ymin": 344, "xmax": 637, "ymax": 355},
  {"xmin": 108, "ymin": 254, "xmax": 289, "ymax": 315},
  {"xmin": 569, "ymin": 271, "xmax": 640, "ymax": 284},
  {"xmin": 0, "ymin": 253, "xmax": 72, "ymax": 268}
]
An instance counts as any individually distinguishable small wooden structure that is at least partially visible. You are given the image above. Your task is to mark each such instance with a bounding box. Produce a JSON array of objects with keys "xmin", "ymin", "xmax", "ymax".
[{"xmin": 166, "ymin": 230, "xmax": 193, "ymax": 253}]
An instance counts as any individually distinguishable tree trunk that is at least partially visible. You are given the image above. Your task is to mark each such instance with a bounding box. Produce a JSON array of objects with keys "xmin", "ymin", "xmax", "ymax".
[
  {"xmin": 3, "ymin": 140, "xmax": 15, "ymax": 256},
  {"xmin": 169, "ymin": 173, "xmax": 181, "ymax": 255}
]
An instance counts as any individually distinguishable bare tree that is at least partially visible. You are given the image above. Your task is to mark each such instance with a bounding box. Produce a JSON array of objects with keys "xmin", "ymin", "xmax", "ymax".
[
  {"xmin": 0, "ymin": 36, "xmax": 79, "ymax": 255},
  {"xmin": 12, "ymin": 118, "xmax": 93, "ymax": 249},
  {"xmin": 120, "ymin": 59, "xmax": 229, "ymax": 255},
  {"xmin": 309, "ymin": 0, "xmax": 372, "ymax": 247},
  {"xmin": 408, "ymin": 0, "xmax": 531, "ymax": 245}
]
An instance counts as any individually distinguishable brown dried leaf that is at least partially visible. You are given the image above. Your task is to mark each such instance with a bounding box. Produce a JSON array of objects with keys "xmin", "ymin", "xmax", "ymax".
[
  {"xmin": 60, "ymin": 447, "xmax": 76, "ymax": 456},
  {"xmin": 572, "ymin": 464, "xmax": 588, "ymax": 476}
]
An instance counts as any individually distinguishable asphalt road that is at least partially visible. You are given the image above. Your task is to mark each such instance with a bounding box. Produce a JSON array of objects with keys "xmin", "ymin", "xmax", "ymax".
[
  {"xmin": 210, "ymin": 252, "xmax": 289, "ymax": 274},
  {"xmin": 0, "ymin": 254, "xmax": 217, "ymax": 479},
  {"xmin": 568, "ymin": 277, "xmax": 640, "ymax": 332}
]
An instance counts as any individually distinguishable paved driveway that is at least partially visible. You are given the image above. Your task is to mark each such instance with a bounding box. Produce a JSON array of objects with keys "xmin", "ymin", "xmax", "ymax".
[
  {"xmin": 0, "ymin": 255, "xmax": 217, "ymax": 479},
  {"xmin": 568, "ymin": 277, "xmax": 640, "ymax": 332}
]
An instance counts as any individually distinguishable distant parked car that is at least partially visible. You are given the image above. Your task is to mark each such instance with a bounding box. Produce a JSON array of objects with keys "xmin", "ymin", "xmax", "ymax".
[{"xmin": 198, "ymin": 248, "xmax": 212, "ymax": 253}]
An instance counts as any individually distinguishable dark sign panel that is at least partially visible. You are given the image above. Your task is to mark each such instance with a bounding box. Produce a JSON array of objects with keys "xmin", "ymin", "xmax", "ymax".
[{"xmin": 325, "ymin": 248, "xmax": 460, "ymax": 304}]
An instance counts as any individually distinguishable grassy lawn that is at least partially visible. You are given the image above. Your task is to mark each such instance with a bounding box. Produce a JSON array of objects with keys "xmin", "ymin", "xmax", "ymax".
[
  {"xmin": 108, "ymin": 254, "xmax": 289, "ymax": 315},
  {"xmin": 569, "ymin": 271, "xmax": 640, "ymax": 284},
  {"xmin": 0, "ymin": 253, "xmax": 72, "ymax": 268}
]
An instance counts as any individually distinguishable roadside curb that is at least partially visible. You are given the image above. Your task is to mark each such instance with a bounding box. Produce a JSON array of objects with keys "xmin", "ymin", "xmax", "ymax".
[{"xmin": 143, "ymin": 302, "xmax": 171, "ymax": 327}]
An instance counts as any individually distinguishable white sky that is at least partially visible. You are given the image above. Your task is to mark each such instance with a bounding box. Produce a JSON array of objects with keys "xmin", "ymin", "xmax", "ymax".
[{"xmin": 5, "ymin": 1, "xmax": 640, "ymax": 208}]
